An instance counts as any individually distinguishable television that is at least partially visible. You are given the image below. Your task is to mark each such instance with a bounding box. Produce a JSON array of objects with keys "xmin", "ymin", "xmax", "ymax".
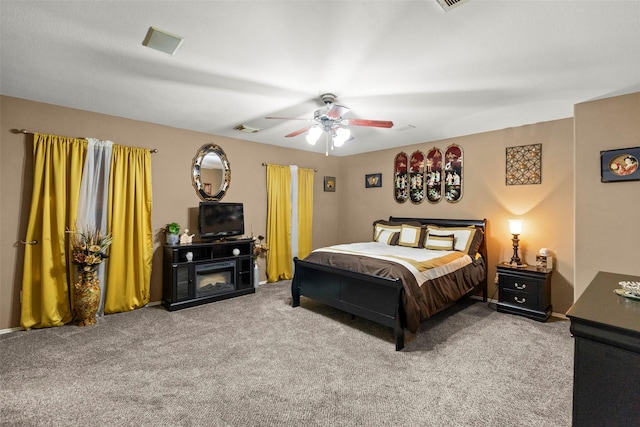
[{"xmin": 199, "ymin": 202, "xmax": 244, "ymax": 240}]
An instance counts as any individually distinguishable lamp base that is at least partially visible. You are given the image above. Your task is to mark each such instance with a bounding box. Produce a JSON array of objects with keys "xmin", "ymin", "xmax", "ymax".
[{"xmin": 502, "ymin": 261, "xmax": 529, "ymax": 268}]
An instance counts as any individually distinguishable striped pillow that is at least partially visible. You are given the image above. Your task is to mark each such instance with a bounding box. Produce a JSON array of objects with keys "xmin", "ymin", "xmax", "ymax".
[
  {"xmin": 425, "ymin": 234, "xmax": 455, "ymax": 251},
  {"xmin": 375, "ymin": 229, "xmax": 399, "ymax": 245}
]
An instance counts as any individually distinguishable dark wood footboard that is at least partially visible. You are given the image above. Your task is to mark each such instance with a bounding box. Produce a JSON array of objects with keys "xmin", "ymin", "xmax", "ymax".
[
  {"xmin": 291, "ymin": 217, "xmax": 488, "ymax": 351},
  {"xmin": 292, "ymin": 257, "xmax": 406, "ymax": 350}
]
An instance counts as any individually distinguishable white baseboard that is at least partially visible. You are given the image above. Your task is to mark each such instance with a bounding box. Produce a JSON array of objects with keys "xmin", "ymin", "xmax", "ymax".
[{"xmin": 0, "ymin": 326, "xmax": 24, "ymax": 335}]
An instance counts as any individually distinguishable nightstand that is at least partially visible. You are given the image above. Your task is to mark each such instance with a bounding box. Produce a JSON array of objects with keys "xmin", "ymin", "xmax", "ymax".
[{"xmin": 496, "ymin": 264, "xmax": 552, "ymax": 322}]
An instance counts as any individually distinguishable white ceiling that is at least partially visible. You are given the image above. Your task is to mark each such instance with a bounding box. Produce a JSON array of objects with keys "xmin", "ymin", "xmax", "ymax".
[{"xmin": 2, "ymin": 1, "xmax": 639, "ymax": 156}]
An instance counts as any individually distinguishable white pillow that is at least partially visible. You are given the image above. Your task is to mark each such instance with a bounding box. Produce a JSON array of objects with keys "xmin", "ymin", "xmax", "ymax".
[
  {"xmin": 398, "ymin": 224, "xmax": 422, "ymax": 248},
  {"xmin": 425, "ymin": 234, "xmax": 455, "ymax": 251},
  {"xmin": 375, "ymin": 229, "xmax": 398, "ymax": 245}
]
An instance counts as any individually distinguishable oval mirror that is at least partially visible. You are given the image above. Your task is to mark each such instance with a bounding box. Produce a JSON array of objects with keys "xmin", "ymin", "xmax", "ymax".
[{"xmin": 192, "ymin": 143, "xmax": 230, "ymax": 201}]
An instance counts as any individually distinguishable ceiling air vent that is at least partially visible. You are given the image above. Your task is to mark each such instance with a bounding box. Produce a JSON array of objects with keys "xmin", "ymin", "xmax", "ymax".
[
  {"xmin": 436, "ymin": 0, "xmax": 471, "ymax": 12},
  {"xmin": 233, "ymin": 124, "xmax": 262, "ymax": 134},
  {"xmin": 142, "ymin": 27, "xmax": 184, "ymax": 55}
]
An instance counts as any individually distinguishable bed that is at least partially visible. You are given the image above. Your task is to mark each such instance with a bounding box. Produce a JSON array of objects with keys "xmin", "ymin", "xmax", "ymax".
[{"xmin": 291, "ymin": 217, "xmax": 488, "ymax": 350}]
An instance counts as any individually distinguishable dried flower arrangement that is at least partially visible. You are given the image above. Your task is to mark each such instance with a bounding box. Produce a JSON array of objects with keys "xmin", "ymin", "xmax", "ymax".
[
  {"xmin": 68, "ymin": 228, "xmax": 113, "ymax": 272},
  {"xmin": 253, "ymin": 235, "xmax": 269, "ymax": 261}
]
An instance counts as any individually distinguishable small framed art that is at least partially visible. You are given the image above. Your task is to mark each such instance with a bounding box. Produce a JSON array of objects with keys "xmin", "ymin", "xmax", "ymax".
[
  {"xmin": 324, "ymin": 176, "xmax": 336, "ymax": 192},
  {"xmin": 365, "ymin": 173, "xmax": 382, "ymax": 188},
  {"xmin": 600, "ymin": 147, "xmax": 640, "ymax": 182}
]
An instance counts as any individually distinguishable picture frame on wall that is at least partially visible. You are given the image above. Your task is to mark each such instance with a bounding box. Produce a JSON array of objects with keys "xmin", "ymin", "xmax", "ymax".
[
  {"xmin": 324, "ymin": 176, "xmax": 336, "ymax": 192},
  {"xmin": 365, "ymin": 173, "xmax": 382, "ymax": 188},
  {"xmin": 600, "ymin": 147, "xmax": 640, "ymax": 182}
]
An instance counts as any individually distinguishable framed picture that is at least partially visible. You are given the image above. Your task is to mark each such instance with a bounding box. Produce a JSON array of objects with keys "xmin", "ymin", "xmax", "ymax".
[
  {"xmin": 600, "ymin": 147, "xmax": 640, "ymax": 182},
  {"xmin": 203, "ymin": 183, "xmax": 212, "ymax": 194},
  {"xmin": 324, "ymin": 176, "xmax": 336, "ymax": 192},
  {"xmin": 365, "ymin": 173, "xmax": 382, "ymax": 188}
]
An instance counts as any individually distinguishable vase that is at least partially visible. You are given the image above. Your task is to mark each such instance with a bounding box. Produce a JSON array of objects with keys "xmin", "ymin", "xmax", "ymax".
[
  {"xmin": 253, "ymin": 260, "xmax": 259, "ymax": 288},
  {"xmin": 166, "ymin": 233, "xmax": 179, "ymax": 245},
  {"xmin": 74, "ymin": 270, "xmax": 100, "ymax": 326}
]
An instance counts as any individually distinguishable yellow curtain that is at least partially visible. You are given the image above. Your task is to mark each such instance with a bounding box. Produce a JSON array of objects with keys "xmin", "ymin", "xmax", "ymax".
[
  {"xmin": 20, "ymin": 134, "xmax": 87, "ymax": 329},
  {"xmin": 266, "ymin": 165, "xmax": 292, "ymax": 282},
  {"xmin": 104, "ymin": 145, "xmax": 153, "ymax": 313},
  {"xmin": 297, "ymin": 168, "xmax": 314, "ymax": 260}
]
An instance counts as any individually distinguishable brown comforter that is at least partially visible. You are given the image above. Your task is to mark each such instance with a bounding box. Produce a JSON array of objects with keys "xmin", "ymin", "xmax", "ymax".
[{"xmin": 302, "ymin": 250, "xmax": 486, "ymax": 332}]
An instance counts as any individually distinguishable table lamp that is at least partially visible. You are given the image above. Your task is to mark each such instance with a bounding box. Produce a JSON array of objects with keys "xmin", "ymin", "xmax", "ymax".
[{"xmin": 508, "ymin": 219, "xmax": 523, "ymax": 267}]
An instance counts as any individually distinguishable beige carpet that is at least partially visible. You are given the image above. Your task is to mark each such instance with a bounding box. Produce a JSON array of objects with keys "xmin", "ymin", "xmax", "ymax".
[{"xmin": 0, "ymin": 281, "xmax": 573, "ymax": 426}]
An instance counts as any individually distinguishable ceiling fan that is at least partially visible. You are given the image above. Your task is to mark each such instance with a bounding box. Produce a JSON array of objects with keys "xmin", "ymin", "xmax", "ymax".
[{"xmin": 266, "ymin": 93, "xmax": 394, "ymax": 154}]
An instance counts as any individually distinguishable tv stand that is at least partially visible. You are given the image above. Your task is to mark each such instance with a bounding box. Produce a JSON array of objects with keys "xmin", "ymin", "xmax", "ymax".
[{"xmin": 162, "ymin": 239, "xmax": 254, "ymax": 311}]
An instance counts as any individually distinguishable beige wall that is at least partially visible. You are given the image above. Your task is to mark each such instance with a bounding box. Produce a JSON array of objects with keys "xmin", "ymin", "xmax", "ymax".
[
  {"xmin": 339, "ymin": 120, "xmax": 575, "ymax": 312},
  {"xmin": 574, "ymin": 92, "xmax": 640, "ymax": 298},
  {"xmin": 2, "ymin": 92, "xmax": 638, "ymax": 331}
]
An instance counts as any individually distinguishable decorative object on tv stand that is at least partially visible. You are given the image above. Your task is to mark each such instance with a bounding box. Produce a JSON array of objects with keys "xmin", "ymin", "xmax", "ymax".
[
  {"xmin": 536, "ymin": 247, "xmax": 553, "ymax": 271},
  {"xmin": 165, "ymin": 222, "xmax": 180, "ymax": 245},
  {"xmin": 68, "ymin": 227, "xmax": 113, "ymax": 326},
  {"xmin": 179, "ymin": 229, "xmax": 195, "ymax": 245},
  {"xmin": 506, "ymin": 143, "xmax": 542, "ymax": 185},
  {"xmin": 507, "ymin": 219, "xmax": 527, "ymax": 267},
  {"xmin": 253, "ymin": 235, "xmax": 269, "ymax": 287}
]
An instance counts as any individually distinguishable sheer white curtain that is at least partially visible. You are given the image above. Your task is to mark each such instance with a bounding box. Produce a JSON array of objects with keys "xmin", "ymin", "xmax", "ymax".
[
  {"xmin": 289, "ymin": 165, "xmax": 299, "ymax": 263},
  {"xmin": 76, "ymin": 138, "xmax": 113, "ymax": 316}
]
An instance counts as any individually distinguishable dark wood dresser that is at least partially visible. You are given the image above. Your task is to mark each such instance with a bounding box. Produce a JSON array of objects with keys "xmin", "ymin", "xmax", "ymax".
[{"xmin": 565, "ymin": 271, "xmax": 640, "ymax": 427}]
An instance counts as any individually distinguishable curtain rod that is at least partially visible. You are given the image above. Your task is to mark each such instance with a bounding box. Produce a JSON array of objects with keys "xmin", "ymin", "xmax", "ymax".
[
  {"xmin": 13, "ymin": 129, "xmax": 158, "ymax": 153},
  {"xmin": 262, "ymin": 162, "xmax": 317, "ymax": 172}
]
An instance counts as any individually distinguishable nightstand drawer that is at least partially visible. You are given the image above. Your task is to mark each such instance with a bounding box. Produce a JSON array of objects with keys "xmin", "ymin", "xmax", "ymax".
[
  {"xmin": 500, "ymin": 275, "xmax": 540, "ymax": 295},
  {"xmin": 500, "ymin": 288, "xmax": 539, "ymax": 310}
]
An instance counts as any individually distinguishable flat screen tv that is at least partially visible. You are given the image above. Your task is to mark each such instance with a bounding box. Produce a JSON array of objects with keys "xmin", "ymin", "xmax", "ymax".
[{"xmin": 199, "ymin": 202, "xmax": 244, "ymax": 240}]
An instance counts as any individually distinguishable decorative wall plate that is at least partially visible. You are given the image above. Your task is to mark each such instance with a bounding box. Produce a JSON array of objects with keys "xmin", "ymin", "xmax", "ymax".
[
  {"xmin": 409, "ymin": 150, "xmax": 425, "ymax": 204},
  {"xmin": 425, "ymin": 147, "xmax": 443, "ymax": 203},
  {"xmin": 394, "ymin": 152, "xmax": 409, "ymax": 203},
  {"xmin": 444, "ymin": 144, "xmax": 463, "ymax": 203}
]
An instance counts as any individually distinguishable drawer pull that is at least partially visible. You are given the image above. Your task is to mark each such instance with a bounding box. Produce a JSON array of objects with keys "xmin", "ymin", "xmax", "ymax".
[
  {"xmin": 514, "ymin": 282, "xmax": 526, "ymax": 290},
  {"xmin": 514, "ymin": 296, "xmax": 526, "ymax": 304}
]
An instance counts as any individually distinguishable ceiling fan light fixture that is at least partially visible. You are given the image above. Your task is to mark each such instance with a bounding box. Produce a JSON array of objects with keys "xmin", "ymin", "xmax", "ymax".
[
  {"xmin": 306, "ymin": 126, "xmax": 322, "ymax": 145},
  {"xmin": 332, "ymin": 127, "xmax": 350, "ymax": 147}
]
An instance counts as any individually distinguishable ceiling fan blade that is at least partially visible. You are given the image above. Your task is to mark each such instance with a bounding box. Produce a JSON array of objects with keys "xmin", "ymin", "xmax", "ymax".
[
  {"xmin": 285, "ymin": 125, "xmax": 314, "ymax": 137},
  {"xmin": 325, "ymin": 104, "xmax": 350, "ymax": 119},
  {"xmin": 343, "ymin": 119, "xmax": 394, "ymax": 128},
  {"xmin": 265, "ymin": 116, "xmax": 312, "ymax": 121}
]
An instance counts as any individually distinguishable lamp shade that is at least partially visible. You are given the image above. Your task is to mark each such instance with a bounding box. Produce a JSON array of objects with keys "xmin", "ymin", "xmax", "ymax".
[
  {"xmin": 306, "ymin": 127, "xmax": 322, "ymax": 145},
  {"xmin": 333, "ymin": 127, "xmax": 350, "ymax": 147},
  {"xmin": 508, "ymin": 220, "xmax": 523, "ymax": 235}
]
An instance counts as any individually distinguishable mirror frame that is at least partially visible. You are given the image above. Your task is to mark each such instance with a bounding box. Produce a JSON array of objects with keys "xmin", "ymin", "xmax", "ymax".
[{"xmin": 191, "ymin": 143, "xmax": 231, "ymax": 201}]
